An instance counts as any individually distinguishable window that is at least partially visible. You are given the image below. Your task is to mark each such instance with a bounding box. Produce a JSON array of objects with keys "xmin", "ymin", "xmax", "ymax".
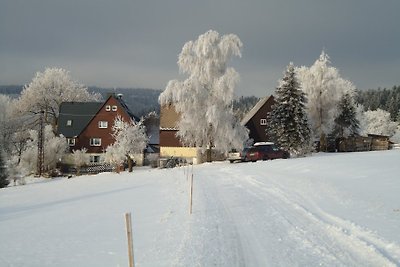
[
  {"xmin": 67, "ymin": 138, "xmax": 75, "ymax": 146},
  {"xmin": 105, "ymin": 105, "xmax": 111, "ymax": 111},
  {"xmin": 112, "ymin": 105, "xmax": 117, "ymax": 111},
  {"xmin": 89, "ymin": 155, "xmax": 101, "ymax": 163},
  {"xmin": 90, "ymin": 138, "xmax": 101, "ymax": 146},
  {"xmin": 260, "ymin": 118, "xmax": 267, "ymax": 125},
  {"xmin": 98, "ymin": 121, "xmax": 108, "ymax": 128},
  {"xmin": 66, "ymin": 120, "xmax": 73, "ymax": 126}
]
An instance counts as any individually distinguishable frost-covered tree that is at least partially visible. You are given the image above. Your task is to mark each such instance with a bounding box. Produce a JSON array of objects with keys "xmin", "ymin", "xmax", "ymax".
[
  {"xmin": 72, "ymin": 148, "xmax": 88, "ymax": 176},
  {"xmin": 359, "ymin": 109, "xmax": 398, "ymax": 137},
  {"xmin": 0, "ymin": 94, "xmax": 15, "ymax": 153},
  {"xmin": 333, "ymin": 93, "xmax": 359, "ymax": 138},
  {"xmin": 19, "ymin": 125, "xmax": 68, "ymax": 176},
  {"xmin": 14, "ymin": 68, "xmax": 101, "ymax": 131},
  {"xmin": 297, "ymin": 51, "xmax": 356, "ymax": 151},
  {"xmin": 390, "ymin": 125, "xmax": 400, "ymax": 144},
  {"xmin": 267, "ymin": 63, "xmax": 311, "ymax": 156},
  {"xmin": 104, "ymin": 144, "xmax": 125, "ymax": 173},
  {"xmin": 105, "ymin": 116, "xmax": 148, "ymax": 172},
  {"xmin": 159, "ymin": 30, "xmax": 249, "ymax": 161},
  {"xmin": 0, "ymin": 151, "xmax": 9, "ymax": 188}
]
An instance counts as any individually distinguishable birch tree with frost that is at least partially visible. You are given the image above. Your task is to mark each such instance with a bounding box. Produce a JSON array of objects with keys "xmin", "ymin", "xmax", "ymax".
[
  {"xmin": 159, "ymin": 30, "xmax": 249, "ymax": 161},
  {"xmin": 297, "ymin": 51, "xmax": 356, "ymax": 151},
  {"xmin": 14, "ymin": 68, "xmax": 101, "ymax": 131},
  {"xmin": 105, "ymin": 116, "xmax": 148, "ymax": 172},
  {"xmin": 358, "ymin": 109, "xmax": 398, "ymax": 137},
  {"xmin": 19, "ymin": 125, "xmax": 68, "ymax": 175}
]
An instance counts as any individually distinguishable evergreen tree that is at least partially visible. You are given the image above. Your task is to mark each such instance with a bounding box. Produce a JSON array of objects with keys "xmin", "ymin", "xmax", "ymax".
[
  {"xmin": 0, "ymin": 152, "xmax": 9, "ymax": 188},
  {"xmin": 333, "ymin": 93, "xmax": 360, "ymax": 138},
  {"xmin": 386, "ymin": 96, "xmax": 399, "ymax": 121},
  {"xmin": 267, "ymin": 63, "xmax": 311, "ymax": 156}
]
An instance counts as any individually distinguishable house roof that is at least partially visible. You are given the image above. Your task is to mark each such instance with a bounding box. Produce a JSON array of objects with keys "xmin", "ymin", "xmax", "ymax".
[
  {"xmin": 58, "ymin": 102, "xmax": 103, "ymax": 137},
  {"xmin": 115, "ymin": 95, "xmax": 140, "ymax": 122},
  {"xmin": 240, "ymin": 95, "xmax": 274, "ymax": 126},
  {"xmin": 58, "ymin": 94, "xmax": 140, "ymax": 138}
]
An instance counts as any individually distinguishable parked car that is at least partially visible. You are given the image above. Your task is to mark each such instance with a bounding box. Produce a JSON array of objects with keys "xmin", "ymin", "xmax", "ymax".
[
  {"xmin": 227, "ymin": 147, "xmax": 250, "ymax": 163},
  {"xmin": 246, "ymin": 143, "xmax": 290, "ymax": 162}
]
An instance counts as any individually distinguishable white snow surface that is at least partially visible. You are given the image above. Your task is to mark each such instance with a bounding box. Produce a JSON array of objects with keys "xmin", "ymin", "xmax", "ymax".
[{"xmin": 1, "ymin": 150, "xmax": 400, "ymax": 266}]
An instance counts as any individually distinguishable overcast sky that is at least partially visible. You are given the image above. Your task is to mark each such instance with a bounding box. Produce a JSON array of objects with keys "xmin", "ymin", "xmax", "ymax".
[{"xmin": 1, "ymin": 0, "xmax": 399, "ymax": 97}]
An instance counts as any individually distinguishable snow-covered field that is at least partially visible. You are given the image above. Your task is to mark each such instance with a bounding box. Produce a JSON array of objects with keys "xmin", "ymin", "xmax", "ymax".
[{"xmin": 1, "ymin": 150, "xmax": 400, "ymax": 267}]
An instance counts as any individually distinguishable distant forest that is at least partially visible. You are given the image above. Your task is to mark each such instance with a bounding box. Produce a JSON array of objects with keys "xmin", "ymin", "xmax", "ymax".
[
  {"xmin": 356, "ymin": 85, "xmax": 400, "ymax": 121},
  {"xmin": 1, "ymin": 85, "xmax": 400, "ymax": 121}
]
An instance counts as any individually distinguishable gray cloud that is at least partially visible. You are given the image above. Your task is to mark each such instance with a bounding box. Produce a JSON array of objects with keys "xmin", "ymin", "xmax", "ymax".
[{"xmin": 1, "ymin": 0, "xmax": 399, "ymax": 96}]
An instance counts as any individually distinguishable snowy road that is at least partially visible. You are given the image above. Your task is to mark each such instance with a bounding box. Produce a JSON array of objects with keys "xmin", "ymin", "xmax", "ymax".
[
  {"xmin": 173, "ymin": 162, "xmax": 400, "ymax": 266},
  {"xmin": 1, "ymin": 150, "xmax": 400, "ymax": 266}
]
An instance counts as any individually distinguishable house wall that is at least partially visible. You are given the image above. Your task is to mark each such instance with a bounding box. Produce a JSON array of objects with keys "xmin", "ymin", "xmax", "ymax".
[
  {"xmin": 159, "ymin": 130, "xmax": 182, "ymax": 147},
  {"xmin": 74, "ymin": 96, "xmax": 132, "ymax": 153},
  {"xmin": 160, "ymin": 147, "xmax": 198, "ymax": 158},
  {"xmin": 159, "ymin": 105, "xmax": 183, "ymax": 147},
  {"xmin": 160, "ymin": 105, "xmax": 180, "ymax": 128},
  {"xmin": 245, "ymin": 96, "xmax": 275, "ymax": 142}
]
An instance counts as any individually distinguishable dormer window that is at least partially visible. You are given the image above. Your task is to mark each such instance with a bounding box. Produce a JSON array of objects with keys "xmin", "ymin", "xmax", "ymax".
[
  {"xmin": 112, "ymin": 105, "xmax": 117, "ymax": 111},
  {"xmin": 105, "ymin": 105, "xmax": 111, "ymax": 111},
  {"xmin": 66, "ymin": 120, "xmax": 73, "ymax": 126}
]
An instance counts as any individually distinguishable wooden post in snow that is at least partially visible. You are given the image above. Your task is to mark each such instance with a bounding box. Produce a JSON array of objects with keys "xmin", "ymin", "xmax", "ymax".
[
  {"xmin": 125, "ymin": 212, "xmax": 135, "ymax": 267},
  {"xmin": 186, "ymin": 163, "xmax": 190, "ymax": 181},
  {"xmin": 189, "ymin": 173, "xmax": 193, "ymax": 214}
]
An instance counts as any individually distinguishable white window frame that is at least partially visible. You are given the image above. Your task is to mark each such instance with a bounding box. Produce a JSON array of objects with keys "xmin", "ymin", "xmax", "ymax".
[
  {"xmin": 67, "ymin": 138, "xmax": 75, "ymax": 146},
  {"xmin": 90, "ymin": 138, "xmax": 101, "ymax": 146},
  {"xmin": 112, "ymin": 105, "xmax": 117, "ymax": 111},
  {"xmin": 66, "ymin": 120, "xmax": 73, "ymax": 126},
  {"xmin": 98, "ymin": 121, "xmax": 108, "ymax": 128},
  {"xmin": 105, "ymin": 105, "xmax": 111, "ymax": 111},
  {"xmin": 260, "ymin": 118, "xmax": 267, "ymax": 125},
  {"xmin": 89, "ymin": 155, "xmax": 101, "ymax": 163}
]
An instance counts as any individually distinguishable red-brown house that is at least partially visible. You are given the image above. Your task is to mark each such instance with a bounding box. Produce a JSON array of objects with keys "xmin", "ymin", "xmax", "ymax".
[
  {"xmin": 58, "ymin": 94, "xmax": 139, "ymax": 163},
  {"xmin": 158, "ymin": 95, "xmax": 276, "ymax": 162},
  {"xmin": 241, "ymin": 95, "xmax": 275, "ymax": 143}
]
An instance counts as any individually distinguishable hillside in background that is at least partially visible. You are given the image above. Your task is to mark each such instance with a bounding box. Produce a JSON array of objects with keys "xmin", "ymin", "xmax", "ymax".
[
  {"xmin": 0, "ymin": 85, "xmax": 162, "ymax": 118},
  {"xmin": 89, "ymin": 87, "xmax": 162, "ymax": 118},
  {"xmin": 0, "ymin": 85, "xmax": 262, "ymax": 119},
  {"xmin": 3, "ymin": 85, "xmax": 399, "ymax": 121}
]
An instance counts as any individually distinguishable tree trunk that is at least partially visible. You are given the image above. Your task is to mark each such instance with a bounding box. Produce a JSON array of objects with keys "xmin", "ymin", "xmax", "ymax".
[
  {"xmin": 116, "ymin": 163, "xmax": 120, "ymax": 173},
  {"xmin": 206, "ymin": 148, "xmax": 212, "ymax": 162},
  {"xmin": 128, "ymin": 156, "xmax": 133, "ymax": 172},
  {"xmin": 320, "ymin": 132, "xmax": 327, "ymax": 152}
]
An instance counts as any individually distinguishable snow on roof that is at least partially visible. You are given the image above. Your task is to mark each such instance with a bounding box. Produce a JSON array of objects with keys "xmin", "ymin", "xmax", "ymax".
[{"xmin": 254, "ymin": 142, "xmax": 274, "ymax": 146}]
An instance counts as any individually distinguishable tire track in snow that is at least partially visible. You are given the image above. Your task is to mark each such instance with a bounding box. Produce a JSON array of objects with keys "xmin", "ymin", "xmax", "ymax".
[
  {"xmin": 171, "ymin": 167, "xmax": 246, "ymax": 266},
  {"xmin": 222, "ymin": 165, "xmax": 400, "ymax": 266}
]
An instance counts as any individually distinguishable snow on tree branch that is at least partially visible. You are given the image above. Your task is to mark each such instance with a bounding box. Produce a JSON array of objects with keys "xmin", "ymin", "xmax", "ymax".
[
  {"xmin": 105, "ymin": 116, "xmax": 148, "ymax": 169},
  {"xmin": 159, "ymin": 30, "xmax": 248, "ymax": 154},
  {"xmin": 296, "ymin": 51, "xmax": 356, "ymax": 140},
  {"xmin": 13, "ymin": 68, "xmax": 102, "ymax": 129}
]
